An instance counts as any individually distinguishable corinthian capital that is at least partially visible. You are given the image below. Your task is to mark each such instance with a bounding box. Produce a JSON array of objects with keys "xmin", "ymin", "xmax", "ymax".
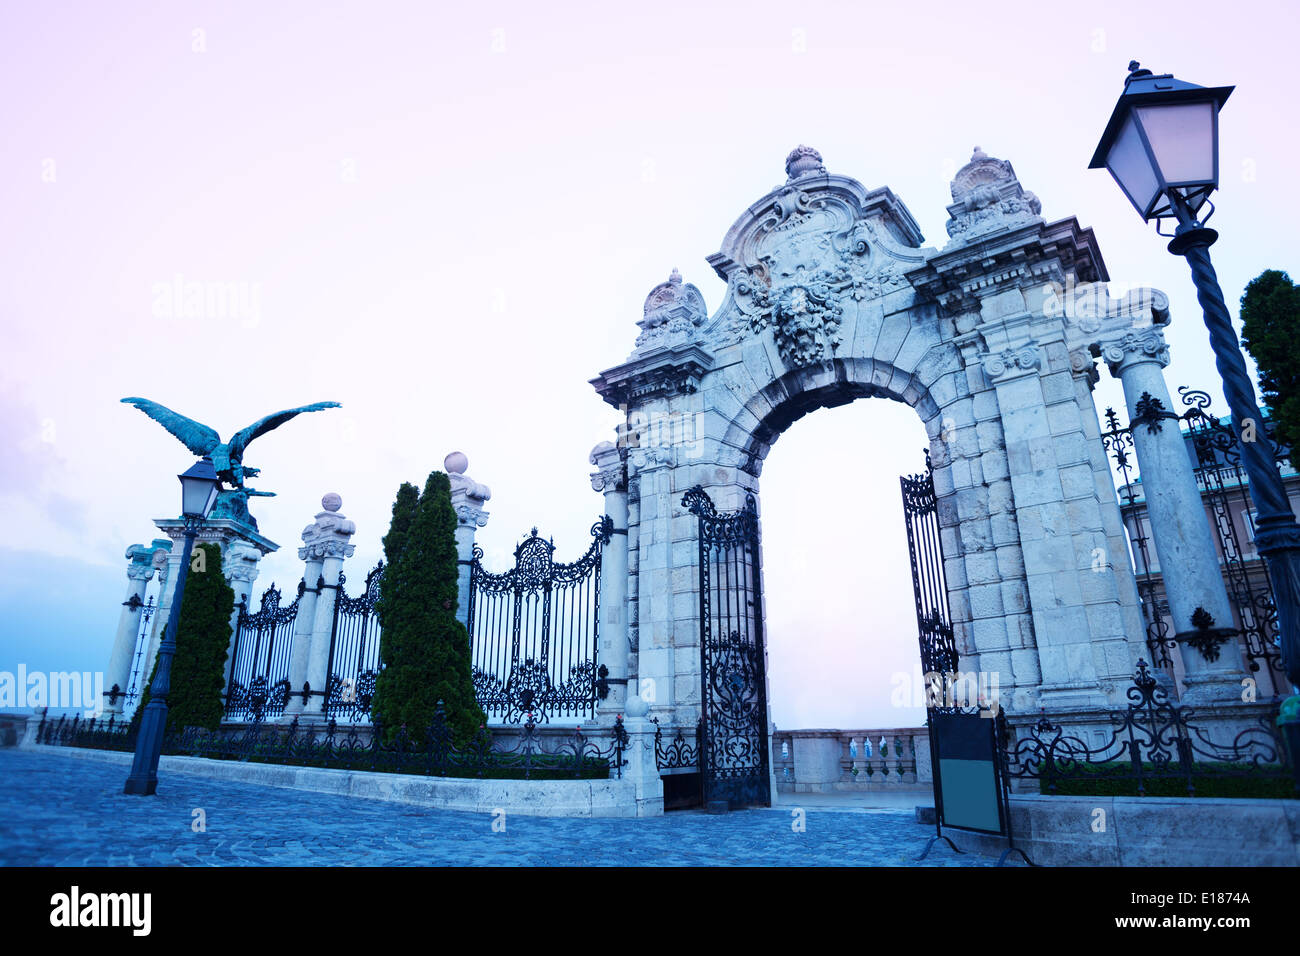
[
  {"xmin": 589, "ymin": 440, "xmax": 626, "ymax": 493},
  {"xmin": 456, "ymin": 504, "xmax": 490, "ymax": 529},
  {"xmin": 1099, "ymin": 327, "xmax": 1170, "ymax": 374}
]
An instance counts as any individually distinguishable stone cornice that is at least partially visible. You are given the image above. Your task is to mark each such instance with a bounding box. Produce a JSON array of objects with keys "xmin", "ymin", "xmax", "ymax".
[
  {"xmin": 907, "ymin": 217, "xmax": 1108, "ymax": 316},
  {"xmin": 590, "ymin": 342, "xmax": 715, "ymax": 409},
  {"xmin": 154, "ymin": 517, "xmax": 279, "ymax": 556}
]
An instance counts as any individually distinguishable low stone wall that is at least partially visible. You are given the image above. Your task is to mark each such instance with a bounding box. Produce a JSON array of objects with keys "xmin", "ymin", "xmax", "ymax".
[
  {"xmin": 943, "ymin": 793, "xmax": 1300, "ymax": 866},
  {"xmin": 25, "ymin": 743, "xmax": 664, "ymax": 818}
]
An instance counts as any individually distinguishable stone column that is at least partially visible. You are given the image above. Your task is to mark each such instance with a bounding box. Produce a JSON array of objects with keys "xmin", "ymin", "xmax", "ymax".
[
  {"xmin": 221, "ymin": 540, "xmax": 263, "ymax": 698},
  {"xmin": 446, "ymin": 452, "xmax": 491, "ymax": 632},
  {"xmin": 590, "ymin": 440, "xmax": 629, "ymax": 720},
  {"xmin": 290, "ymin": 494, "xmax": 355, "ymax": 720},
  {"xmin": 1102, "ymin": 328, "xmax": 1246, "ymax": 703},
  {"xmin": 143, "ymin": 541, "xmax": 183, "ymax": 692},
  {"xmin": 104, "ymin": 541, "xmax": 169, "ymax": 714},
  {"xmin": 282, "ymin": 559, "xmax": 324, "ymax": 719}
]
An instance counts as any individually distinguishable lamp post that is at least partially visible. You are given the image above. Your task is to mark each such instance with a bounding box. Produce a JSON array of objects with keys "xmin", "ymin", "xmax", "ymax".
[
  {"xmin": 124, "ymin": 456, "xmax": 222, "ymax": 795},
  {"xmin": 1090, "ymin": 62, "xmax": 1300, "ymax": 698}
]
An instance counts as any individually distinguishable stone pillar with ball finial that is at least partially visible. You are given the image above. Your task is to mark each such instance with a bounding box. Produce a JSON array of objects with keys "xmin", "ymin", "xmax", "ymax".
[
  {"xmin": 285, "ymin": 493, "xmax": 355, "ymax": 720},
  {"xmin": 446, "ymin": 452, "xmax": 491, "ymax": 633}
]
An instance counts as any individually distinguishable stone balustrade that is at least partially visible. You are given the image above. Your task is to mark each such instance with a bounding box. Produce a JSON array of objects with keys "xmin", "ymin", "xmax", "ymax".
[{"xmin": 771, "ymin": 728, "xmax": 933, "ymax": 793}]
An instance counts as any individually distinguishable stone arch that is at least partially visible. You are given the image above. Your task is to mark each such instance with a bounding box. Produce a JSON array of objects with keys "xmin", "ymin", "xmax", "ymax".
[{"xmin": 700, "ymin": 345, "xmax": 1035, "ymax": 712}]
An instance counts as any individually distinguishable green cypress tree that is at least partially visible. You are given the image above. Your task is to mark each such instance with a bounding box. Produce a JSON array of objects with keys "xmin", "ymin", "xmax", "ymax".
[
  {"xmin": 373, "ymin": 481, "xmax": 419, "ymax": 673},
  {"xmin": 372, "ymin": 473, "xmax": 485, "ymax": 745},
  {"xmin": 134, "ymin": 542, "xmax": 235, "ymax": 732},
  {"xmin": 1241, "ymin": 269, "xmax": 1300, "ymax": 451}
]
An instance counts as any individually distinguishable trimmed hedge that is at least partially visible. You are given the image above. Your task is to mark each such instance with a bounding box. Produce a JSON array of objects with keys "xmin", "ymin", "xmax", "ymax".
[{"xmin": 1038, "ymin": 761, "xmax": 1297, "ymax": 799}]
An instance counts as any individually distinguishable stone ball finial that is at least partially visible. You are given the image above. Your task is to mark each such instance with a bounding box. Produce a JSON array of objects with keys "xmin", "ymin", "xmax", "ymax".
[
  {"xmin": 322, "ymin": 493, "xmax": 342, "ymax": 513},
  {"xmin": 785, "ymin": 145, "xmax": 825, "ymax": 181},
  {"xmin": 625, "ymin": 693, "xmax": 649, "ymax": 719},
  {"xmin": 444, "ymin": 451, "xmax": 469, "ymax": 475},
  {"xmin": 971, "ymin": 145, "xmax": 988, "ymax": 161}
]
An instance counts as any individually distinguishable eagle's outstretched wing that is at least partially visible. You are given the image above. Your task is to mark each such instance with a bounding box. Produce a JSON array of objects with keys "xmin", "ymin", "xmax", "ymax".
[
  {"xmin": 120, "ymin": 397, "xmax": 222, "ymax": 457},
  {"xmin": 227, "ymin": 402, "xmax": 341, "ymax": 460}
]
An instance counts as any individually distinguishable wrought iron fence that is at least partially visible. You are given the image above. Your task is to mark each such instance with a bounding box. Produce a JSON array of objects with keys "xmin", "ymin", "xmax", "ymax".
[
  {"xmin": 36, "ymin": 705, "xmax": 629, "ymax": 781},
  {"xmin": 1101, "ymin": 384, "xmax": 1289, "ymax": 690},
  {"xmin": 324, "ymin": 561, "xmax": 384, "ymax": 722},
  {"xmin": 652, "ymin": 717, "xmax": 700, "ymax": 771},
  {"xmin": 220, "ymin": 525, "xmax": 611, "ymax": 727},
  {"xmin": 467, "ymin": 518, "xmax": 611, "ymax": 723},
  {"xmin": 1004, "ymin": 661, "xmax": 1295, "ymax": 797},
  {"xmin": 224, "ymin": 581, "xmax": 300, "ymax": 721}
]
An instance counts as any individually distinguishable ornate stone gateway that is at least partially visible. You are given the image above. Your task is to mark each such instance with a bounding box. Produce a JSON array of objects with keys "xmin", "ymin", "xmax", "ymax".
[
  {"xmin": 579, "ymin": 142, "xmax": 1269, "ymax": 804},
  {"xmin": 684, "ymin": 487, "xmax": 770, "ymax": 808}
]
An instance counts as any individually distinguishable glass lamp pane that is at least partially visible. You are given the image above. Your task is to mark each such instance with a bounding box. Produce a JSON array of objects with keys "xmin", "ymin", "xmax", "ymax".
[
  {"xmin": 1135, "ymin": 102, "xmax": 1215, "ymax": 186},
  {"xmin": 180, "ymin": 476, "xmax": 211, "ymax": 516},
  {"xmin": 1106, "ymin": 113, "xmax": 1161, "ymax": 217}
]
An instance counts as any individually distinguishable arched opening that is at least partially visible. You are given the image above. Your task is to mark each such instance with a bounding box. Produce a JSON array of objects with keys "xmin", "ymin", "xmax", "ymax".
[{"xmin": 759, "ymin": 397, "xmax": 931, "ymax": 733}]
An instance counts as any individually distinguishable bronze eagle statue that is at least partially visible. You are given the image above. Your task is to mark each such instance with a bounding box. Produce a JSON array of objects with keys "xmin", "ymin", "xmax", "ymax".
[{"xmin": 120, "ymin": 397, "xmax": 341, "ymax": 494}]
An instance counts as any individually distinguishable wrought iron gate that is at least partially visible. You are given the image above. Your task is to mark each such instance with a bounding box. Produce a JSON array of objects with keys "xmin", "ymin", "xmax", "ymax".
[
  {"xmin": 900, "ymin": 452, "xmax": 960, "ymax": 701},
  {"xmin": 324, "ymin": 561, "xmax": 385, "ymax": 722},
  {"xmin": 684, "ymin": 487, "xmax": 771, "ymax": 809},
  {"xmin": 224, "ymin": 581, "xmax": 300, "ymax": 721},
  {"xmin": 466, "ymin": 518, "xmax": 612, "ymax": 723}
]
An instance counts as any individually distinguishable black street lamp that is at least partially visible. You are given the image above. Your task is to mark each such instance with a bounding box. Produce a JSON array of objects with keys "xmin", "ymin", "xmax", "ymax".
[
  {"xmin": 123, "ymin": 456, "xmax": 222, "ymax": 795},
  {"xmin": 1090, "ymin": 62, "xmax": 1300, "ymax": 698}
]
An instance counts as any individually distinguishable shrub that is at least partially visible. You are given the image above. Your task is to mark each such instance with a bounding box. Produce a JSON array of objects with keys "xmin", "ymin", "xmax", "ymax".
[{"xmin": 371, "ymin": 472, "xmax": 486, "ymax": 745}]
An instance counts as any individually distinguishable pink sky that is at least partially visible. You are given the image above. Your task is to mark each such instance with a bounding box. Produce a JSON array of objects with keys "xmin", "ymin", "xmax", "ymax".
[{"xmin": 2, "ymin": 0, "xmax": 1297, "ymax": 727}]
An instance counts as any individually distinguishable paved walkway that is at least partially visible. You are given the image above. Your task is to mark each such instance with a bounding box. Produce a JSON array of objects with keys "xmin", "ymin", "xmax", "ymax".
[{"xmin": 0, "ymin": 749, "xmax": 995, "ymax": 866}]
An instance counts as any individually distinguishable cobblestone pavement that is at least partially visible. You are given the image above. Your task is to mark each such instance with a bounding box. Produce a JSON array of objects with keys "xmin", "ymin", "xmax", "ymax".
[{"xmin": 0, "ymin": 750, "xmax": 998, "ymax": 866}]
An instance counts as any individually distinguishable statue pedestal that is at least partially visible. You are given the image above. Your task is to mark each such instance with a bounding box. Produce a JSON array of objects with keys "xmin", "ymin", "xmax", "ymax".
[{"xmin": 147, "ymin": 517, "xmax": 279, "ymax": 701}]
